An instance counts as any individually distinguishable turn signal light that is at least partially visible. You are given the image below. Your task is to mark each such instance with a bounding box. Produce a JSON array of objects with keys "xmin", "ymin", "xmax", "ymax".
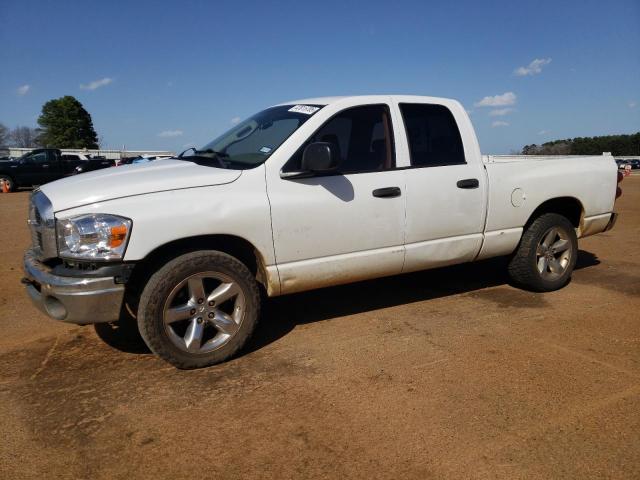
[{"xmin": 110, "ymin": 225, "xmax": 128, "ymax": 248}]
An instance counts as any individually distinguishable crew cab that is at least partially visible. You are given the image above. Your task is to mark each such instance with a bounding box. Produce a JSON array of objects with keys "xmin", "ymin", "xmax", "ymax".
[
  {"xmin": 22, "ymin": 95, "xmax": 621, "ymax": 369},
  {"xmin": 0, "ymin": 149, "xmax": 113, "ymax": 191}
]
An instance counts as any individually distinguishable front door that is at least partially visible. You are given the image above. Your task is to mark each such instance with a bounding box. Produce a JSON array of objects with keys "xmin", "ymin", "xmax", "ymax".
[
  {"xmin": 268, "ymin": 104, "xmax": 406, "ymax": 294},
  {"xmin": 20, "ymin": 150, "xmax": 59, "ymax": 185}
]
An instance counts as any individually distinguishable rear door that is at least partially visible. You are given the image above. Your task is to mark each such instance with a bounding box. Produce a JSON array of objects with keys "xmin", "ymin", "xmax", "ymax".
[
  {"xmin": 60, "ymin": 154, "xmax": 83, "ymax": 175},
  {"xmin": 393, "ymin": 101, "xmax": 487, "ymax": 272}
]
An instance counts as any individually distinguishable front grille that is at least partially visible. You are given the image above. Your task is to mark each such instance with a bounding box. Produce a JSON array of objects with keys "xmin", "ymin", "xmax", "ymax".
[
  {"xmin": 33, "ymin": 230, "xmax": 43, "ymax": 252},
  {"xmin": 28, "ymin": 200, "xmax": 43, "ymax": 255},
  {"xmin": 28, "ymin": 191, "xmax": 56, "ymax": 260}
]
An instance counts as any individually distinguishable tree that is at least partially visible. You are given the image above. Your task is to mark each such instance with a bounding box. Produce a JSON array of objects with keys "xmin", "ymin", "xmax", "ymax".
[
  {"xmin": 9, "ymin": 126, "xmax": 40, "ymax": 147},
  {"xmin": 37, "ymin": 96, "xmax": 99, "ymax": 148},
  {"xmin": 522, "ymin": 132, "xmax": 640, "ymax": 156},
  {"xmin": 0, "ymin": 123, "xmax": 8, "ymax": 147}
]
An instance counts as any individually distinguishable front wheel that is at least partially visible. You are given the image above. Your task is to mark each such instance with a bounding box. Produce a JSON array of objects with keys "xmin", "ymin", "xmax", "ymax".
[
  {"xmin": 0, "ymin": 175, "xmax": 15, "ymax": 192},
  {"xmin": 508, "ymin": 213, "xmax": 578, "ymax": 292},
  {"xmin": 137, "ymin": 250, "xmax": 261, "ymax": 369}
]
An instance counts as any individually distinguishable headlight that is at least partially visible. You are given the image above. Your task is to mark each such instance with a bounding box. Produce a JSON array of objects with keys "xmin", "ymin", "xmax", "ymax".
[{"xmin": 56, "ymin": 214, "xmax": 132, "ymax": 260}]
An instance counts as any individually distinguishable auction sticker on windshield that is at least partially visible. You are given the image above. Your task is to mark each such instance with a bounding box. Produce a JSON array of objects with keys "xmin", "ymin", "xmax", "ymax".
[{"xmin": 288, "ymin": 105, "xmax": 320, "ymax": 115}]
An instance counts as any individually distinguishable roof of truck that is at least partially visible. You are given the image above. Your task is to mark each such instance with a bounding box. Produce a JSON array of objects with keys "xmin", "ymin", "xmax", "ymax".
[
  {"xmin": 279, "ymin": 96, "xmax": 347, "ymax": 105},
  {"xmin": 276, "ymin": 95, "xmax": 455, "ymax": 106}
]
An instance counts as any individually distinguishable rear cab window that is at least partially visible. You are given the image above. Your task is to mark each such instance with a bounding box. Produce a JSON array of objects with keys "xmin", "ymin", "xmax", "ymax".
[{"xmin": 399, "ymin": 103, "xmax": 466, "ymax": 167}]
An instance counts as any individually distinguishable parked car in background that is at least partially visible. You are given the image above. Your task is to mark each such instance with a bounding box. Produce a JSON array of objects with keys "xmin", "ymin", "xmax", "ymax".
[
  {"xmin": 628, "ymin": 159, "xmax": 640, "ymax": 169},
  {"xmin": 132, "ymin": 154, "xmax": 174, "ymax": 164},
  {"xmin": 115, "ymin": 156, "xmax": 141, "ymax": 166},
  {"xmin": 71, "ymin": 154, "xmax": 115, "ymax": 174},
  {"xmin": 22, "ymin": 95, "xmax": 622, "ymax": 369},
  {"xmin": 0, "ymin": 149, "xmax": 115, "ymax": 191},
  {"xmin": 616, "ymin": 159, "xmax": 628, "ymax": 169}
]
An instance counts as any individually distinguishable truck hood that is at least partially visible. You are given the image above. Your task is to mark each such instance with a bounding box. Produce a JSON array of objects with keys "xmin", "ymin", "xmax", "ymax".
[{"xmin": 40, "ymin": 159, "xmax": 242, "ymax": 212}]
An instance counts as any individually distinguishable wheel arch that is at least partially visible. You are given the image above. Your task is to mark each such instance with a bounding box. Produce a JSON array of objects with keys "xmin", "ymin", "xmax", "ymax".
[
  {"xmin": 126, "ymin": 234, "xmax": 274, "ymax": 309},
  {"xmin": 525, "ymin": 197, "xmax": 584, "ymax": 231}
]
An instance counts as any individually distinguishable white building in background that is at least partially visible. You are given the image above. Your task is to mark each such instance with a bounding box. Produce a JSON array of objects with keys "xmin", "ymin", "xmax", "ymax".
[{"xmin": 5, "ymin": 147, "xmax": 175, "ymax": 160}]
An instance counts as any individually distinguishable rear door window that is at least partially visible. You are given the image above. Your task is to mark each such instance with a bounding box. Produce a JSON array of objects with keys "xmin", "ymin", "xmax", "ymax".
[
  {"xmin": 399, "ymin": 103, "xmax": 466, "ymax": 167},
  {"xmin": 28, "ymin": 152, "xmax": 48, "ymax": 164}
]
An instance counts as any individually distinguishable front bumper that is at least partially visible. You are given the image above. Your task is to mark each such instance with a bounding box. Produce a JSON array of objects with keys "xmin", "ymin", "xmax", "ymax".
[{"xmin": 22, "ymin": 250, "xmax": 125, "ymax": 324}]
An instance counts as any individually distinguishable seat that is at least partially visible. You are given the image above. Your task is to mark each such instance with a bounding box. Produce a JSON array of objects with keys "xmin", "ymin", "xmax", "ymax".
[{"xmin": 371, "ymin": 139, "xmax": 390, "ymax": 170}]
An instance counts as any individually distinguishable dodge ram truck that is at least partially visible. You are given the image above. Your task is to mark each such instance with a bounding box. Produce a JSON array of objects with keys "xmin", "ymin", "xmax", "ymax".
[{"xmin": 22, "ymin": 95, "xmax": 622, "ymax": 369}]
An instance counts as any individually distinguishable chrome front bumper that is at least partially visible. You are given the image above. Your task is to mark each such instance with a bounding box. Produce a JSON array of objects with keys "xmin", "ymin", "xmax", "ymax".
[{"xmin": 23, "ymin": 250, "xmax": 125, "ymax": 324}]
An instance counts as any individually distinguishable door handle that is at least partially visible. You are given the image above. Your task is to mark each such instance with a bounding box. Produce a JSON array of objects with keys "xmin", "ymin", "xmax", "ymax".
[
  {"xmin": 372, "ymin": 187, "xmax": 401, "ymax": 198},
  {"xmin": 42, "ymin": 164, "xmax": 49, "ymax": 168},
  {"xmin": 456, "ymin": 178, "xmax": 479, "ymax": 189}
]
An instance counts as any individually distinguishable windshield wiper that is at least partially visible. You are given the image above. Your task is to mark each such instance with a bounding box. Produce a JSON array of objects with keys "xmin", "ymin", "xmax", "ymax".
[
  {"xmin": 177, "ymin": 148, "xmax": 228, "ymax": 168},
  {"xmin": 178, "ymin": 147, "xmax": 196, "ymax": 158},
  {"xmin": 197, "ymin": 148, "xmax": 229, "ymax": 158}
]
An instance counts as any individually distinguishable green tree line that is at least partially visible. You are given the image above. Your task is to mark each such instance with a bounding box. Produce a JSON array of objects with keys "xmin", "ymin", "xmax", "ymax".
[{"xmin": 523, "ymin": 132, "xmax": 640, "ymax": 156}]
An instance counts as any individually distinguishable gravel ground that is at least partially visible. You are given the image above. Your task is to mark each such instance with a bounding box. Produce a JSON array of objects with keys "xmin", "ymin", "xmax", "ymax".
[{"xmin": 0, "ymin": 178, "xmax": 638, "ymax": 479}]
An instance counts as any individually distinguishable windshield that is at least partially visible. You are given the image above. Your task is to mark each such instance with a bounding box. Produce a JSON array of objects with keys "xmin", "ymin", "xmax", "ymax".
[{"xmin": 184, "ymin": 104, "xmax": 323, "ymax": 169}]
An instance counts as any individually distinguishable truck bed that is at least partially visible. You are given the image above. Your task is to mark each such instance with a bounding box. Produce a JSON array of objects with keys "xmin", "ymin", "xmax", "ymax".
[
  {"xmin": 476, "ymin": 153, "xmax": 617, "ymax": 261},
  {"xmin": 482, "ymin": 154, "xmax": 613, "ymax": 164}
]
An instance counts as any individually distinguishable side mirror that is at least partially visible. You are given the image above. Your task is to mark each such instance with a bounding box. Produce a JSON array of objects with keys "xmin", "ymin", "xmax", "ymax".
[{"xmin": 301, "ymin": 142, "xmax": 339, "ymax": 172}]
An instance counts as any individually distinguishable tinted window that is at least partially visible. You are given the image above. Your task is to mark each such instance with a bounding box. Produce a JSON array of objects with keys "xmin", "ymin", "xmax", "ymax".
[
  {"xmin": 27, "ymin": 152, "xmax": 48, "ymax": 164},
  {"xmin": 284, "ymin": 104, "xmax": 394, "ymax": 174},
  {"xmin": 400, "ymin": 104, "xmax": 465, "ymax": 167},
  {"xmin": 62, "ymin": 154, "xmax": 80, "ymax": 161}
]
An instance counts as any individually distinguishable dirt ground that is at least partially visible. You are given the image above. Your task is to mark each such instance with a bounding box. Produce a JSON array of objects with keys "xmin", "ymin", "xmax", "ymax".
[{"xmin": 0, "ymin": 177, "xmax": 638, "ymax": 480}]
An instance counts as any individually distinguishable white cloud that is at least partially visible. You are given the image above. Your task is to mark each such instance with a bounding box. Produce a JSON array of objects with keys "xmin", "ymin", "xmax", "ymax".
[
  {"xmin": 80, "ymin": 77, "xmax": 113, "ymax": 91},
  {"xmin": 158, "ymin": 130, "xmax": 183, "ymax": 137},
  {"xmin": 16, "ymin": 84, "xmax": 30, "ymax": 96},
  {"xmin": 538, "ymin": 129, "xmax": 550, "ymax": 135},
  {"xmin": 489, "ymin": 108, "xmax": 514, "ymax": 117},
  {"xmin": 492, "ymin": 121, "xmax": 509, "ymax": 128},
  {"xmin": 475, "ymin": 92, "xmax": 517, "ymax": 107},
  {"xmin": 629, "ymin": 101, "xmax": 637, "ymax": 108},
  {"xmin": 230, "ymin": 117, "xmax": 241, "ymax": 125},
  {"xmin": 514, "ymin": 58, "xmax": 552, "ymax": 76}
]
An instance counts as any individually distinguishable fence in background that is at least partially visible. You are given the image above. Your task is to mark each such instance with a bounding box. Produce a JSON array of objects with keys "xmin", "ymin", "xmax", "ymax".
[{"xmin": 4, "ymin": 147, "xmax": 175, "ymax": 160}]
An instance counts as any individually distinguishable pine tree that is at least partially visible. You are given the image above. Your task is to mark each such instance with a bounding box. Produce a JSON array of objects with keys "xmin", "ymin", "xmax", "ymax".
[{"xmin": 37, "ymin": 96, "xmax": 99, "ymax": 148}]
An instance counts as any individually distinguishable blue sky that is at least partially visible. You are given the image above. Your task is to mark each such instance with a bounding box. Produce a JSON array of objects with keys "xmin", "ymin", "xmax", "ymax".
[{"xmin": 1, "ymin": 0, "xmax": 638, "ymax": 154}]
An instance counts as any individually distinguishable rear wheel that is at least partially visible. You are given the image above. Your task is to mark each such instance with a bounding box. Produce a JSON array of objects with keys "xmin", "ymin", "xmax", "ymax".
[
  {"xmin": 508, "ymin": 213, "xmax": 578, "ymax": 292},
  {"xmin": 137, "ymin": 250, "xmax": 260, "ymax": 369}
]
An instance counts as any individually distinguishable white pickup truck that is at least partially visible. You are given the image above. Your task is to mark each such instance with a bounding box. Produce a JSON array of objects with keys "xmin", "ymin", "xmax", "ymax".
[{"xmin": 23, "ymin": 95, "xmax": 622, "ymax": 369}]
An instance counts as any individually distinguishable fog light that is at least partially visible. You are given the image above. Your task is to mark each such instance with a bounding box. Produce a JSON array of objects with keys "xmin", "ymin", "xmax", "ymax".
[{"xmin": 44, "ymin": 296, "xmax": 67, "ymax": 320}]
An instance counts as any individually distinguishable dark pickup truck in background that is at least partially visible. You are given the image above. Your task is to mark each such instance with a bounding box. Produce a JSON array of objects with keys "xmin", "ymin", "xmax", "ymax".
[{"xmin": 0, "ymin": 148, "xmax": 114, "ymax": 191}]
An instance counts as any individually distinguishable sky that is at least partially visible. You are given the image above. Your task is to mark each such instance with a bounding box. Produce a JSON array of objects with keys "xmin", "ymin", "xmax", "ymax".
[{"xmin": 1, "ymin": 0, "xmax": 639, "ymax": 154}]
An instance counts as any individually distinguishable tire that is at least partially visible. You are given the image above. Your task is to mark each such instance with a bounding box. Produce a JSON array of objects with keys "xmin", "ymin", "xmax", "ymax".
[
  {"xmin": 508, "ymin": 213, "xmax": 578, "ymax": 292},
  {"xmin": 137, "ymin": 250, "xmax": 261, "ymax": 369},
  {"xmin": 0, "ymin": 175, "xmax": 15, "ymax": 192}
]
